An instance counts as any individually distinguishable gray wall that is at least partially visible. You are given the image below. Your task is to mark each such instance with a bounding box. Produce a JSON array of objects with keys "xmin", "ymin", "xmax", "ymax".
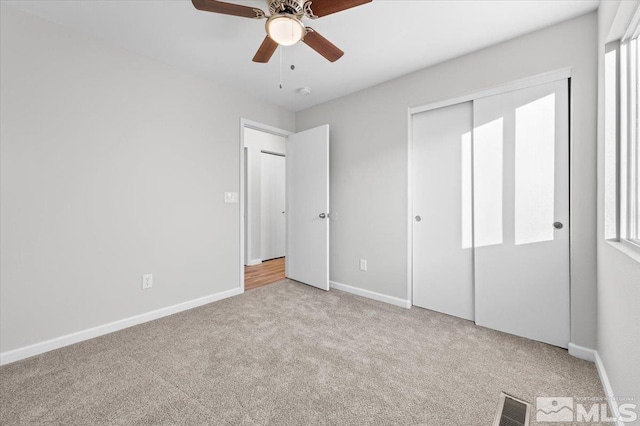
[
  {"xmin": 0, "ymin": 6, "xmax": 294, "ymax": 353},
  {"xmin": 597, "ymin": 0, "xmax": 640, "ymax": 404},
  {"xmin": 296, "ymin": 13, "xmax": 598, "ymax": 349}
]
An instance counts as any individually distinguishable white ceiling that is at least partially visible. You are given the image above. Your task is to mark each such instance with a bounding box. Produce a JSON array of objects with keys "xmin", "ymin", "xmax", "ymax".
[{"xmin": 5, "ymin": 0, "xmax": 599, "ymax": 112}]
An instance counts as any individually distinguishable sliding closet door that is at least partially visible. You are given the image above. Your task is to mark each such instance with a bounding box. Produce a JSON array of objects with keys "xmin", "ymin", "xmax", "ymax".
[
  {"xmin": 473, "ymin": 80, "xmax": 569, "ymax": 348},
  {"xmin": 412, "ymin": 102, "xmax": 474, "ymax": 321}
]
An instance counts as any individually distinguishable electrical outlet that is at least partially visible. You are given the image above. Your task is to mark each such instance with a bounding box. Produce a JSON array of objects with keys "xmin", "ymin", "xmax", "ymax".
[
  {"xmin": 359, "ymin": 259, "xmax": 367, "ymax": 272},
  {"xmin": 142, "ymin": 274, "xmax": 153, "ymax": 290}
]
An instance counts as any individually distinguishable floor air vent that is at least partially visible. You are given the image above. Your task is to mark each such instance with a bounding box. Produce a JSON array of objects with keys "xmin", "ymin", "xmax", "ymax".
[{"xmin": 493, "ymin": 393, "xmax": 531, "ymax": 426}]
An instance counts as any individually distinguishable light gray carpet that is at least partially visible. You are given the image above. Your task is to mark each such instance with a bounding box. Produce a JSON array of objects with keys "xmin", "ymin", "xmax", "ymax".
[{"xmin": 1, "ymin": 280, "xmax": 610, "ymax": 425}]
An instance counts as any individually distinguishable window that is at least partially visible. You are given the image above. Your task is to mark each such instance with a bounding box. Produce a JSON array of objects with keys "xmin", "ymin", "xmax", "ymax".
[
  {"xmin": 605, "ymin": 8, "xmax": 640, "ymax": 252},
  {"xmin": 621, "ymin": 27, "xmax": 640, "ymax": 247}
]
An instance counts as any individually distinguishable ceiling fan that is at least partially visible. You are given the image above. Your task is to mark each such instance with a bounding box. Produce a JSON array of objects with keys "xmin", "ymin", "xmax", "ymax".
[{"xmin": 191, "ymin": 0, "xmax": 372, "ymax": 63}]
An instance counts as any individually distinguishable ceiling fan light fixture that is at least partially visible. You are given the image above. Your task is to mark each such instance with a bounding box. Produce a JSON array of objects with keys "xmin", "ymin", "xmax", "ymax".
[{"xmin": 266, "ymin": 14, "xmax": 305, "ymax": 46}]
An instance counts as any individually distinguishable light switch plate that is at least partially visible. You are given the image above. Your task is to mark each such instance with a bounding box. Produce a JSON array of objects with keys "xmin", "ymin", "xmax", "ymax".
[{"xmin": 224, "ymin": 192, "xmax": 239, "ymax": 203}]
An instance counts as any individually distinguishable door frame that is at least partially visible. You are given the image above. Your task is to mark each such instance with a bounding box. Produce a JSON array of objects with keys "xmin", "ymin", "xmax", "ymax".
[
  {"xmin": 406, "ymin": 67, "xmax": 572, "ymax": 306},
  {"xmin": 239, "ymin": 118, "xmax": 292, "ymax": 293}
]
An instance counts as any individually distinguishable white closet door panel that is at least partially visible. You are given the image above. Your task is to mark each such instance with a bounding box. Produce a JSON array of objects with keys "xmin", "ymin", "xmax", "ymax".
[
  {"xmin": 260, "ymin": 152, "xmax": 286, "ymax": 261},
  {"xmin": 412, "ymin": 101, "xmax": 474, "ymax": 321},
  {"xmin": 473, "ymin": 79, "xmax": 570, "ymax": 348}
]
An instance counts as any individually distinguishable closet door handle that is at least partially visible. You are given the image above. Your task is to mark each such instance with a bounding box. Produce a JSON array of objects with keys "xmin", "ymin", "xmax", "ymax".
[
  {"xmin": 415, "ymin": 216, "xmax": 422, "ymax": 222},
  {"xmin": 553, "ymin": 222, "xmax": 564, "ymax": 229}
]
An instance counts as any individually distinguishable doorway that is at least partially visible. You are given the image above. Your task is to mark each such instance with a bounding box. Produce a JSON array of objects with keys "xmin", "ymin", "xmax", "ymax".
[
  {"xmin": 240, "ymin": 120, "xmax": 331, "ymax": 293},
  {"xmin": 245, "ymin": 151, "xmax": 286, "ymax": 291},
  {"xmin": 241, "ymin": 121, "xmax": 291, "ymax": 291}
]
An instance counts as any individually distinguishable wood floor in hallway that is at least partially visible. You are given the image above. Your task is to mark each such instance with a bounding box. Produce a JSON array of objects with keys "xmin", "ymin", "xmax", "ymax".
[{"xmin": 245, "ymin": 257, "xmax": 285, "ymax": 290}]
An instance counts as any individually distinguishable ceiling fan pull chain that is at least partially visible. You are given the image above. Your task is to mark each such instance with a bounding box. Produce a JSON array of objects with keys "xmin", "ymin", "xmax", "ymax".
[{"xmin": 279, "ymin": 46, "xmax": 283, "ymax": 89}]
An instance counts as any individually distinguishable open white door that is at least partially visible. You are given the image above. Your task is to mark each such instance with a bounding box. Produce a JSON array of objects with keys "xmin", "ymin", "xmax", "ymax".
[{"xmin": 286, "ymin": 125, "xmax": 330, "ymax": 291}]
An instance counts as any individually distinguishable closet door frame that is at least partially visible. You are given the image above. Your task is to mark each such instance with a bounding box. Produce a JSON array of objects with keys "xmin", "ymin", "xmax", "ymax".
[{"xmin": 406, "ymin": 67, "xmax": 572, "ymax": 309}]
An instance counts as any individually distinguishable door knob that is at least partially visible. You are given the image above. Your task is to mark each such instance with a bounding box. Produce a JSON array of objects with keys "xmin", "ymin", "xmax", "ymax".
[
  {"xmin": 553, "ymin": 222, "xmax": 563, "ymax": 229},
  {"xmin": 319, "ymin": 213, "xmax": 327, "ymax": 219},
  {"xmin": 415, "ymin": 216, "xmax": 422, "ymax": 222}
]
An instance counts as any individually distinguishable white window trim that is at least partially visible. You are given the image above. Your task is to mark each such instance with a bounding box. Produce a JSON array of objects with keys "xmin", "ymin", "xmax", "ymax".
[{"xmin": 613, "ymin": 7, "xmax": 640, "ymax": 256}]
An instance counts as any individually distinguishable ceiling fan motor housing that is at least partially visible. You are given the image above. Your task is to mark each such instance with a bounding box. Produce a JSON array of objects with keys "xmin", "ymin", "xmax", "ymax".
[{"xmin": 268, "ymin": 0, "xmax": 305, "ymax": 17}]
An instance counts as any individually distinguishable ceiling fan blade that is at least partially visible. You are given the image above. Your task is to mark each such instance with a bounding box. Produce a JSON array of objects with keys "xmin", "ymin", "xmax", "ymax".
[
  {"xmin": 304, "ymin": 0, "xmax": 372, "ymax": 18},
  {"xmin": 253, "ymin": 36, "xmax": 279, "ymax": 63},
  {"xmin": 303, "ymin": 29, "xmax": 344, "ymax": 62},
  {"xmin": 191, "ymin": 0, "xmax": 265, "ymax": 19}
]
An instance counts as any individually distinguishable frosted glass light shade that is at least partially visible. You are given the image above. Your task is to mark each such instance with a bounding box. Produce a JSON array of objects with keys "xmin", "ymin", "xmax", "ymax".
[{"xmin": 266, "ymin": 15, "xmax": 305, "ymax": 46}]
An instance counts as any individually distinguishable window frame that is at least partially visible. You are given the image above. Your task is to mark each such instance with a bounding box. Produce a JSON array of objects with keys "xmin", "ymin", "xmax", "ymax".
[{"xmin": 615, "ymin": 11, "xmax": 640, "ymax": 252}]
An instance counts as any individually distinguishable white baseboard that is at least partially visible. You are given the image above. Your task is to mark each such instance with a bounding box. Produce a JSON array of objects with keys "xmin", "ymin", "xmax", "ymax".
[
  {"xmin": 568, "ymin": 342, "xmax": 597, "ymax": 362},
  {"xmin": 330, "ymin": 281, "xmax": 411, "ymax": 309},
  {"xmin": 568, "ymin": 344, "xmax": 625, "ymax": 424},
  {"xmin": 246, "ymin": 259, "xmax": 262, "ymax": 266},
  {"xmin": 0, "ymin": 286, "xmax": 243, "ymax": 366},
  {"xmin": 594, "ymin": 351, "xmax": 624, "ymax": 426}
]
